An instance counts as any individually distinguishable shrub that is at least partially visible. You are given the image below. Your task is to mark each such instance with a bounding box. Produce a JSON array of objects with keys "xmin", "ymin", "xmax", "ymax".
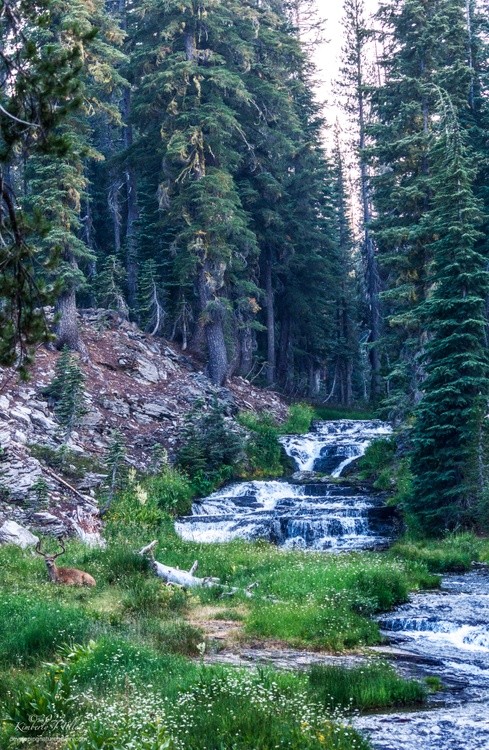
[
  {"xmin": 148, "ymin": 466, "xmax": 194, "ymax": 516},
  {"xmin": 357, "ymin": 437, "xmax": 397, "ymax": 487},
  {"xmin": 108, "ymin": 483, "xmax": 167, "ymax": 527},
  {"xmin": 238, "ymin": 411, "xmax": 284, "ymax": 477},
  {"xmin": 3, "ymin": 659, "xmax": 78, "ymax": 739},
  {"xmin": 282, "ymin": 403, "xmax": 315, "ymax": 434},
  {"xmin": 177, "ymin": 399, "xmax": 245, "ymax": 493},
  {"xmin": 308, "ymin": 662, "xmax": 426, "ymax": 711},
  {"xmin": 43, "ymin": 347, "xmax": 87, "ymax": 441},
  {"xmin": 121, "ymin": 577, "xmax": 188, "ymax": 617}
]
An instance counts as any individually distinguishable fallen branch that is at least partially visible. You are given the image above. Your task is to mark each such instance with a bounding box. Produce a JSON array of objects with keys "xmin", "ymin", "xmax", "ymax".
[
  {"xmin": 138, "ymin": 541, "xmax": 220, "ymax": 588},
  {"xmin": 43, "ymin": 465, "xmax": 89, "ymax": 503},
  {"xmin": 138, "ymin": 541, "xmax": 258, "ymax": 597}
]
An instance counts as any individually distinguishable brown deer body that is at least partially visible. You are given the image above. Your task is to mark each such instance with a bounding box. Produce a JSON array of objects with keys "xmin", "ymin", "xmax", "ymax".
[{"xmin": 35, "ymin": 539, "xmax": 96, "ymax": 586}]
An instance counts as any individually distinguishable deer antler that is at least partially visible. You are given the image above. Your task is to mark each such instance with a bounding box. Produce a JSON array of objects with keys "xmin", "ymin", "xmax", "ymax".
[
  {"xmin": 52, "ymin": 538, "xmax": 66, "ymax": 560},
  {"xmin": 35, "ymin": 540, "xmax": 46, "ymax": 557}
]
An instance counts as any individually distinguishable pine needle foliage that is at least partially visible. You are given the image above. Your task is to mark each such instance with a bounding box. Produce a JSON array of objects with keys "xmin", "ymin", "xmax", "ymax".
[
  {"xmin": 44, "ymin": 348, "xmax": 87, "ymax": 441},
  {"xmin": 409, "ymin": 95, "xmax": 489, "ymax": 533}
]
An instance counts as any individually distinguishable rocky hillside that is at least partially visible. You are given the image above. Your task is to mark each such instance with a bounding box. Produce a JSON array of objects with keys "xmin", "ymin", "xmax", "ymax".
[{"xmin": 0, "ymin": 310, "xmax": 288, "ymax": 543}]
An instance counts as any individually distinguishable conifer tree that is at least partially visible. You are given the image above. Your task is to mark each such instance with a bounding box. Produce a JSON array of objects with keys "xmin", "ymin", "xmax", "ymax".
[
  {"xmin": 370, "ymin": 0, "xmax": 473, "ymax": 417},
  {"xmin": 331, "ymin": 127, "xmax": 363, "ymax": 406},
  {"xmin": 409, "ymin": 94, "xmax": 489, "ymax": 533},
  {"xmin": 339, "ymin": 0, "xmax": 382, "ymax": 400},
  {"xmin": 95, "ymin": 255, "xmax": 128, "ymax": 318},
  {"xmin": 0, "ymin": 0, "xmax": 88, "ymax": 371},
  {"xmin": 133, "ymin": 0, "xmax": 259, "ymax": 385},
  {"xmin": 45, "ymin": 347, "xmax": 87, "ymax": 441}
]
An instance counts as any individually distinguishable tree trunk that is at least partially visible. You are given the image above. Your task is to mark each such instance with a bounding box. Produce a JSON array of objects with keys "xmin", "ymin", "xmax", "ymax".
[
  {"xmin": 198, "ymin": 261, "xmax": 229, "ymax": 386},
  {"xmin": 109, "ymin": 175, "xmax": 122, "ymax": 255},
  {"xmin": 239, "ymin": 322, "xmax": 254, "ymax": 378},
  {"xmin": 56, "ymin": 286, "xmax": 84, "ymax": 354},
  {"xmin": 277, "ymin": 313, "xmax": 291, "ymax": 389},
  {"xmin": 55, "ymin": 250, "xmax": 87, "ymax": 356},
  {"xmin": 122, "ymin": 88, "xmax": 139, "ymax": 313},
  {"xmin": 308, "ymin": 362, "xmax": 321, "ymax": 398},
  {"xmin": 265, "ymin": 260, "xmax": 276, "ymax": 386}
]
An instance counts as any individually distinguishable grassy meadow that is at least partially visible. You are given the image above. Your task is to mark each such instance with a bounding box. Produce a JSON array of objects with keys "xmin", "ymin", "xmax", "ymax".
[
  {"xmin": 2, "ymin": 504, "xmax": 488, "ymax": 749},
  {"xmin": 2, "ymin": 403, "xmax": 489, "ymax": 749}
]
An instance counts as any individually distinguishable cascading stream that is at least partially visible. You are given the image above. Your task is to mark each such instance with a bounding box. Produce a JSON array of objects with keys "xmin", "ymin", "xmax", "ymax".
[
  {"xmin": 356, "ymin": 567, "xmax": 489, "ymax": 750},
  {"xmin": 175, "ymin": 420, "xmax": 396, "ymax": 550},
  {"xmin": 176, "ymin": 418, "xmax": 489, "ymax": 748}
]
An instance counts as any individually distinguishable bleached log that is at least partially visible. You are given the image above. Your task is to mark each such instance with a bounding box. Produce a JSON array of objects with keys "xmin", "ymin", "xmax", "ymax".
[{"xmin": 138, "ymin": 541, "xmax": 220, "ymax": 588}]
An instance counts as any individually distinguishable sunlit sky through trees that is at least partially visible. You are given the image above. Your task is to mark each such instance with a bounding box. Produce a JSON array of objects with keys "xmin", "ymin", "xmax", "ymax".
[{"xmin": 314, "ymin": 0, "xmax": 379, "ymax": 133}]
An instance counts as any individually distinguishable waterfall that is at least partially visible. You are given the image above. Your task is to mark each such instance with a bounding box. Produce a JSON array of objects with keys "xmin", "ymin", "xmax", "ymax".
[{"xmin": 175, "ymin": 420, "xmax": 396, "ymax": 551}]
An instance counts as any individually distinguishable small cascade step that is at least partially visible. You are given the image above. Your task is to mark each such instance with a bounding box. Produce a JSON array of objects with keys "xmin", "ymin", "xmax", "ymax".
[{"xmin": 176, "ymin": 420, "xmax": 396, "ymax": 551}]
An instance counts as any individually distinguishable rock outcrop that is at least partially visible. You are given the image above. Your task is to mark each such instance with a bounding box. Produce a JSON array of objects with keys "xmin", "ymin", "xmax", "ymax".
[{"xmin": 0, "ymin": 309, "xmax": 288, "ymax": 542}]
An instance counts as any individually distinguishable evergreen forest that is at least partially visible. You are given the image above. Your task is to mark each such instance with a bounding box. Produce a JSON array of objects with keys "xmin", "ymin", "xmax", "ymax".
[{"xmin": 1, "ymin": 0, "xmax": 489, "ymax": 533}]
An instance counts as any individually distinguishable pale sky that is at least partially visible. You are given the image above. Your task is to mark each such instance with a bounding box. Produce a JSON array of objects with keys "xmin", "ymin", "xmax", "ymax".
[{"xmin": 314, "ymin": 0, "xmax": 380, "ymax": 128}]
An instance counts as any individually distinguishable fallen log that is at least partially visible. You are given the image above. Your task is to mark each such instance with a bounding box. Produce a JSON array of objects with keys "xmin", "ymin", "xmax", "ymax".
[{"xmin": 138, "ymin": 541, "xmax": 220, "ymax": 588}]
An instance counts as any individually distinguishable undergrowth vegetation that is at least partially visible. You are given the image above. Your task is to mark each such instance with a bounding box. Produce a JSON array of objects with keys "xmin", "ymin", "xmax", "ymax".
[
  {"xmin": 2, "ymin": 511, "xmax": 488, "ymax": 748},
  {"xmin": 308, "ymin": 662, "xmax": 426, "ymax": 711},
  {"xmin": 3, "ymin": 398, "xmax": 489, "ymax": 748}
]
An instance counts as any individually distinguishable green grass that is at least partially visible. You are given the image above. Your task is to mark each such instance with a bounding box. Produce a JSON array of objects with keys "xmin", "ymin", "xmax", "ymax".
[
  {"xmin": 0, "ymin": 594, "xmax": 93, "ymax": 667},
  {"xmin": 391, "ymin": 532, "xmax": 489, "ymax": 572},
  {"xmin": 246, "ymin": 601, "xmax": 380, "ymax": 650},
  {"xmin": 3, "ymin": 520, "xmax": 482, "ymax": 748},
  {"xmin": 308, "ymin": 662, "xmax": 427, "ymax": 711},
  {"xmin": 1, "ymin": 638, "xmax": 369, "ymax": 750}
]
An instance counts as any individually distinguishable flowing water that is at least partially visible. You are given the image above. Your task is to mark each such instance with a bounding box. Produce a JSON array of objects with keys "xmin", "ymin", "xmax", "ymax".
[
  {"xmin": 356, "ymin": 567, "xmax": 489, "ymax": 749},
  {"xmin": 175, "ymin": 420, "xmax": 395, "ymax": 550},
  {"xmin": 176, "ymin": 419, "xmax": 489, "ymax": 748}
]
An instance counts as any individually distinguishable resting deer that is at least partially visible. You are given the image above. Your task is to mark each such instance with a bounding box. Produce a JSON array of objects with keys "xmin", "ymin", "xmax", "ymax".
[{"xmin": 35, "ymin": 539, "xmax": 96, "ymax": 586}]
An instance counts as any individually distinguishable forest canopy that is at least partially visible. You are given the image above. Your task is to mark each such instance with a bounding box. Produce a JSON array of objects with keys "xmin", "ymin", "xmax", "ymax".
[{"xmin": 1, "ymin": 0, "xmax": 489, "ymax": 534}]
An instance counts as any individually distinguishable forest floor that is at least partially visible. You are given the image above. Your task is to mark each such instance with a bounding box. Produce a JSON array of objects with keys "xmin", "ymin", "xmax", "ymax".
[{"xmin": 1, "ymin": 516, "xmax": 489, "ymax": 750}]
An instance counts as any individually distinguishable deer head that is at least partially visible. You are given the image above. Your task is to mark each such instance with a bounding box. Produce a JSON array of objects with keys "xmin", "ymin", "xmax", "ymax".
[{"xmin": 35, "ymin": 538, "xmax": 96, "ymax": 586}]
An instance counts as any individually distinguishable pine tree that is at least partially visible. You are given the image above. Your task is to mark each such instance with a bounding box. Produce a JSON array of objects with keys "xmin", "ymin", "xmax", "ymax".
[
  {"xmin": 0, "ymin": 0, "xmax": 89, "ymax": 372},
  {"xmin": 369, "ymin": 0, "xmax": 474, "ymax": 418},
  {"xmin": 331, "ymin": 126, "xmax": 363, "ymax": 406},
  {"xmin": 95, "ymin": 255, "xmax": 128, "ymax": 318},
  {"xmin": 133, "ymin": 0, "xmax": 260, "ymax": 385},
  {"xmin": 409, "ymin": 93, "xmax": 489, "ymax": 533},
  {"xmin": 339, "ymin": 0, "xmax": 382, "ymax": 400},
  {"xmin": 45, "ymin": 347, "xmax": 87, "ymax": 441}
]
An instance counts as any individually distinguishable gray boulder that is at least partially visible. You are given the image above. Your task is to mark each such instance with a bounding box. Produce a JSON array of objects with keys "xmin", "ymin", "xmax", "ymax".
[{"xmin": 0, "ymin": 520, "xmax": 39, "ymax": 548}]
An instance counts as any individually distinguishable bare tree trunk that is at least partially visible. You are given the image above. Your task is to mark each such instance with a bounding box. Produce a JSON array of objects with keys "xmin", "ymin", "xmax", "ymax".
[
  {"xmin": 108, "ymin": 176, "xmax": 122, "ymax": 255},
  {"xmin": 309, "ymin": 362, "xmax": 321, "ymax": 398},
  {"xmin": 55, "ymin": 257, "xmax": 87, "ymax": 358},
  {"xmin": 82, "ymin": 195, "xmax": 97, "ymax": 308},
  {"xmin": 122, "ymin": 88, "xmax": 139, "ymax": 313},
  {"xmin": 239, "ymin": 322, "xmax": 254, "ymax": 377},
  {"xmin": 265, "ymin": 260, "xmax": 276, "ymax": 386},
  {"xmin": 198, "ymin": 261, "xmax": 229, "ymax": 386}
]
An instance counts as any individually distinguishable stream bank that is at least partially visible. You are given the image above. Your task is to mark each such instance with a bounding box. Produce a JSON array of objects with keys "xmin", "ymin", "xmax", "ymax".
[{"xmin": 178, "ymin": 420, "xmax": 489, "ymax": 750}]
